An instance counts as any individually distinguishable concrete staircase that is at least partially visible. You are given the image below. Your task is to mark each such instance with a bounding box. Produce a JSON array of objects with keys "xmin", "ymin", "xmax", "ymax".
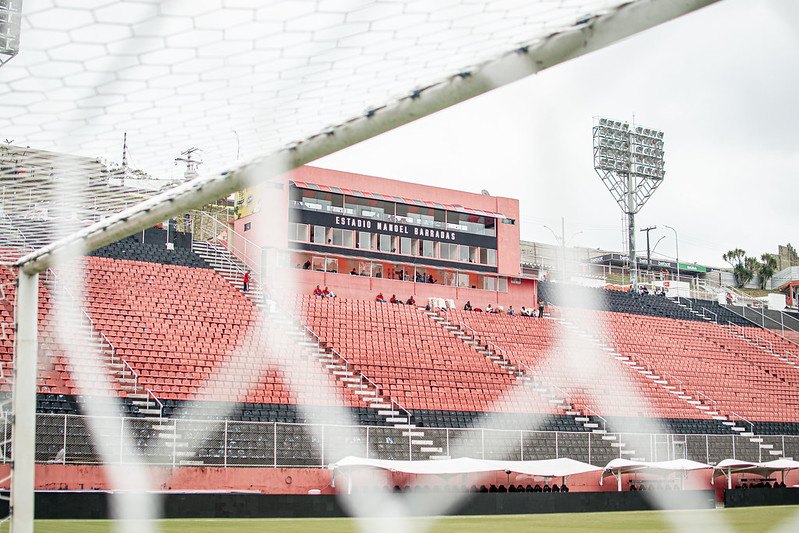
[
  {"xmin": 558, "ymin": 315, "xmax": 783, "ymax": 459},
  {"xmin": 195, "ymin": 247, "xmax": 444, "ymax": 460},
  {"xmin": 192, "ymin": 240, "xmax": 264, "ymax": 307},
  {"xmin": 270, "ymin": 312, "xmax": 447, "ymax": 459},
  {"xmin": 424, "ymin": 310, "xmax": 623, "ymax": 457}
]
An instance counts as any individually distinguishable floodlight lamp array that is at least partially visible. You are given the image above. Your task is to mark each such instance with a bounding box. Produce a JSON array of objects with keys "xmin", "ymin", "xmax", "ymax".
[
  {"xmin": 592, "ymin": 117, "xmax": 665, "ymax": 180},
  {"xmin": 0, "ymin": 0, "xmax": 22, "ymax": 60}
]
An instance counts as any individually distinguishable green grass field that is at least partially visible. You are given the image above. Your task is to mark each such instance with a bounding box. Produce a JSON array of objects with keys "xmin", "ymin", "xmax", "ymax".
[{"xmin": 11, "ymin": 506, "xmax": 799, "ymax": 532}]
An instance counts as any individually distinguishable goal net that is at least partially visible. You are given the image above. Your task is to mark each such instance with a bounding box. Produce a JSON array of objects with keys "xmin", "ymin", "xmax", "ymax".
[{"xmin": 0, "ymin": 0, "xmax": 725, "ymax": 531}]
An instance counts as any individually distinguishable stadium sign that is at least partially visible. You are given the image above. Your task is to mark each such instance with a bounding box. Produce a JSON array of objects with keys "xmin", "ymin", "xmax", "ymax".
[
  {"xmin": 291, "ymin": 208, "xmax": 497, "ymax": 248},
  {"xmin": 589, "ymin": 254, "xmax": 707, "ymax": 273}
]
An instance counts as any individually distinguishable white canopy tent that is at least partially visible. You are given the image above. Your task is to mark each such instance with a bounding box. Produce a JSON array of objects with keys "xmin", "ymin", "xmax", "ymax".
[
  {"xmin": 329, "ymin": 456, "xmax": 602, "ymax": 493},
  {"xmin": 601, "ymin": 458, "xmax": 713, "ymax": 491},
  {"xmin": 712, "ymin": 458, "xmax": 799, "ymax": 490}
]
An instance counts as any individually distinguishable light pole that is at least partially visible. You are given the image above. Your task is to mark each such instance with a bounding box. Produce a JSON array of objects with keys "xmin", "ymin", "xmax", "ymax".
[
  {"xmin": 593, "ymin": 117, "xmax": 666, "ymax": 290},
  {"xmin": 664, "ymin": 224, "xmax": 679, "ymax": 284},
  {"xmin": 544, "ymin": 217, "xmax": 582, "ymax": 281}
]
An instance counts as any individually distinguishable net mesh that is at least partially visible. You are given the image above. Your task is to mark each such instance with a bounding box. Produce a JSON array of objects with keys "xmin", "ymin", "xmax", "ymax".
[{"xmin": 1, "ymin": 0, "xmax": 763, "ymax": 530}]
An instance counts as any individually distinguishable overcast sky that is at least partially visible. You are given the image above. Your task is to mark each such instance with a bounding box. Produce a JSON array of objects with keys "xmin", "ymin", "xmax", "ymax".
[{"xmin": 314, "ymin": 0, "xmax": 799, "ymax": 269}]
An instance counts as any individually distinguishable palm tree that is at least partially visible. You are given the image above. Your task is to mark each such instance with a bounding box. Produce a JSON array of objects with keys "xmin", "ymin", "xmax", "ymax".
[
  {"xmin": 759, "ymin": 253, "xmax": 778, "ymax": 290},
  {"xmin": 723, "ymin": 249, "xmax": 755, "ymax": 288}
]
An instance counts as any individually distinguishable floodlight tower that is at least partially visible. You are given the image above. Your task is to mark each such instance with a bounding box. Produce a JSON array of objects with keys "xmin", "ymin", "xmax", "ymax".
[
  {"xmin": 592, "ymin": 117, "xmax": 665, "ymax": 289},
  {"xmin": 0, "ymin": 0, "xmax": 22, "ymax": 68}
]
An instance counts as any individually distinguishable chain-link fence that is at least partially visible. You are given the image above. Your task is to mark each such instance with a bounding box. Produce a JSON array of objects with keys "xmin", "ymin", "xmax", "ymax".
[{"xmin": 20, "ymin": 414, "xmax": 799, "ymax": 468}]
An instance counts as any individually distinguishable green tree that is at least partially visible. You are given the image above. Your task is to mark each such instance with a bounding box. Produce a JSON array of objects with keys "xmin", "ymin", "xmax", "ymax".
[
  {"xmin": 758, "ymin": 253, "xmax": 778, "ymax": 290},
  {"xmin": 723, "ymin": 248, "xmax": 755, "ymax": 288}
]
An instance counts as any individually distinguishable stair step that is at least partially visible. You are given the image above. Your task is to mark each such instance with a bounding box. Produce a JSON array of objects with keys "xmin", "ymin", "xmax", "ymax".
[
  {"xmin": 583, "ymin": 423, "xmax": 598, "ymax": 429},
  {"xmin": 574, "ymin": 417, "xmax": 589, "ymax": 422},
  {"xmin": 602, "ymin": 435, "xmax": 617, "ymax": 441},
  {"xmin": 392, "ymin": 424, "xmax": 417, "ymax": 429},
  {"xmin": 610, "ymin": 442, "xmax": 626, "ymax": 448},
  {"xmin": 377, "ymin": 410, "xmax": 399, "ymax": 416},
  {"xmin": 768, "ymin": 450, "xmax": 784, "ymax": 456},
  {"xmin": 731, "ymin": 426, "xmax": 745, "ymax": 432},
  {"xmin": 695, "ymin": 405, "xmax": 710, "ymax": 410},
  {"xmin": 353, "ymin": 390, "xmax": 376, "ymax": 396},
  {"xmin": 760, "ymin": 444, "xmax": 774, "ymax": 449},
  {"xmin": 179, "ymin": 460, "xmax": 204, "ymax": 466},
  {"xmin": 138, "ymin": 408, "xmax": 161, "ymax": 415},
  {"xmin": 412, "ymin": 440, "xmax": 433, "ymax": 446},
  {"xmin": 402, "ymin": 431, "xmax": 424, "ymax": 437},
  {"xmin": 721, "ymin": 421, "xmax": 735, "ymax": 426},
  {"xmin": 750, "ymin": 438, "xmax": 763, "ymax": 443},
  {"xmin": 420, "ymin": 447, "xmax": 443, "ymax": 453},
  {"xmin": 332, "ymin": 371, "xmax": 354, "ymax": 376},
  {"xmin": 369, "ymin": 403, "xmax": 392, "ymax": 409},
  {"xmin": 739, "ymin": 432, "xmax": 754, "ymax": 437},
  {"xmin": 386, "ymin": 417, "xmax": 408, "ymax": 424},
  {"xmin": 619, "ymin": 450, "xmax": 636, "ymax": 455}
]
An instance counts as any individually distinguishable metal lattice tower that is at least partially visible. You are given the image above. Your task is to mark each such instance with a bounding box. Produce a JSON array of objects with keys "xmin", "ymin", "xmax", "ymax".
[{"xmin": 592, "ymin": 116, "xmax": 666, "ymax": 288}]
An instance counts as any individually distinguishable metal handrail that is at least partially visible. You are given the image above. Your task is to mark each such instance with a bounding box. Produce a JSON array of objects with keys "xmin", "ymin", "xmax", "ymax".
[
  {"xmin": 48, "ymin": 269, "xmax": 117, "ymax": 359},
  {"xmin": 47, "ymin": 268, "xmax": 160, "ymax": 406},
  {"xmin": 662, "ymin": 371, "xmax": 684, "ymax": 393},
  {"xmin": 727, "ymin": 321, "xmax": 744, "ymax": 337},
  {"xmin": 700, "ymin": 307, "xmax": 717, "ymax": 324},
  {"xmin": 303, "ymin": 324, "xmax": 413, "ymax": 424},
  {"xmin": 146, "ymin": 388, "xmax": 163, "ymax": 419},
  {"xmin": 121, "ymin": 359, "xmax": 140, "ymax": 394},
  {"xmin": 195, "ymin": 210, "xmax": 263, "ymax": 274},
  {"xmin": 695, "ymin": 391, "xmax": 717, "ymax": 410},
  {"xmin": 729, "ymin": 411, "xmax": 754, "ymax": 432},
  {"xmin": 754, "ymin": 335, "xmax": 774, "ymax": 354},
  {"xmin": 582, "ymin": 406, "xmax": 608, "ymax": 432}
]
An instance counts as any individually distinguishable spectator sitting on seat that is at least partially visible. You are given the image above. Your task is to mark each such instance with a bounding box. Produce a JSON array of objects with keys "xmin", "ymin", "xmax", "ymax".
[
  {"xmin": 313, "ymin": 285, "xmax": 323, "ymax": 297},
  {"xmin": 486, "ymin": 304, "xmax": 494, "ymax": 313},
  {"xmin": 561, "ymin": 484, "xmax": 569, "ymax": 493},
  {"xmin": 552, "ymin": 483, "xmax": 560, "ymax": 493},
  {"xmin": 390, "ymin": 294, "xmax": 399, "ymax": 304},
  {"xmin": 533, "ymin": 484, "xmax": 542, "ymax": 492},
  {"xmin": 323, "ymin": 286, "xmax": 336, "ymax": 298},
  {"xmin": 543, "ymin": 483, "xmax": 551, "ymax": 493},
  {"xmin": 376, "ymin": 292, "xmax": 386, "ymax": 303},
  {"xmin": 464, "ymin": 300, "xmax": 473, "ymax": 311},
  {"xmin": 507, "ymin": 306, "xmax": 515, "ymax": 316},
  {"xmin": 406, "ymin": 295, "xmax": 416, "ymax": 306},
  {"xmin": 303, "ymin": 260, "xmax": 311, "ymax": 269}
]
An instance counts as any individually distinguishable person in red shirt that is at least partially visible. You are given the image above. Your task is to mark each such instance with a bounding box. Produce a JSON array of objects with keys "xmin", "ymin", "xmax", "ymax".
[
  {"xmin": 390, "ymin": 294, "xmax": 399, "ymax": 304},
  {"xmin": 242, "ymin": 271, "xmax": 249, "ymax": 292},
  {"xmin": 376, "ymin": 292, "xmax": 386, "ymax": 303},
  {"xmin": 313, "ymin": 285, "xmax": 323, "ymax": 297}
]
